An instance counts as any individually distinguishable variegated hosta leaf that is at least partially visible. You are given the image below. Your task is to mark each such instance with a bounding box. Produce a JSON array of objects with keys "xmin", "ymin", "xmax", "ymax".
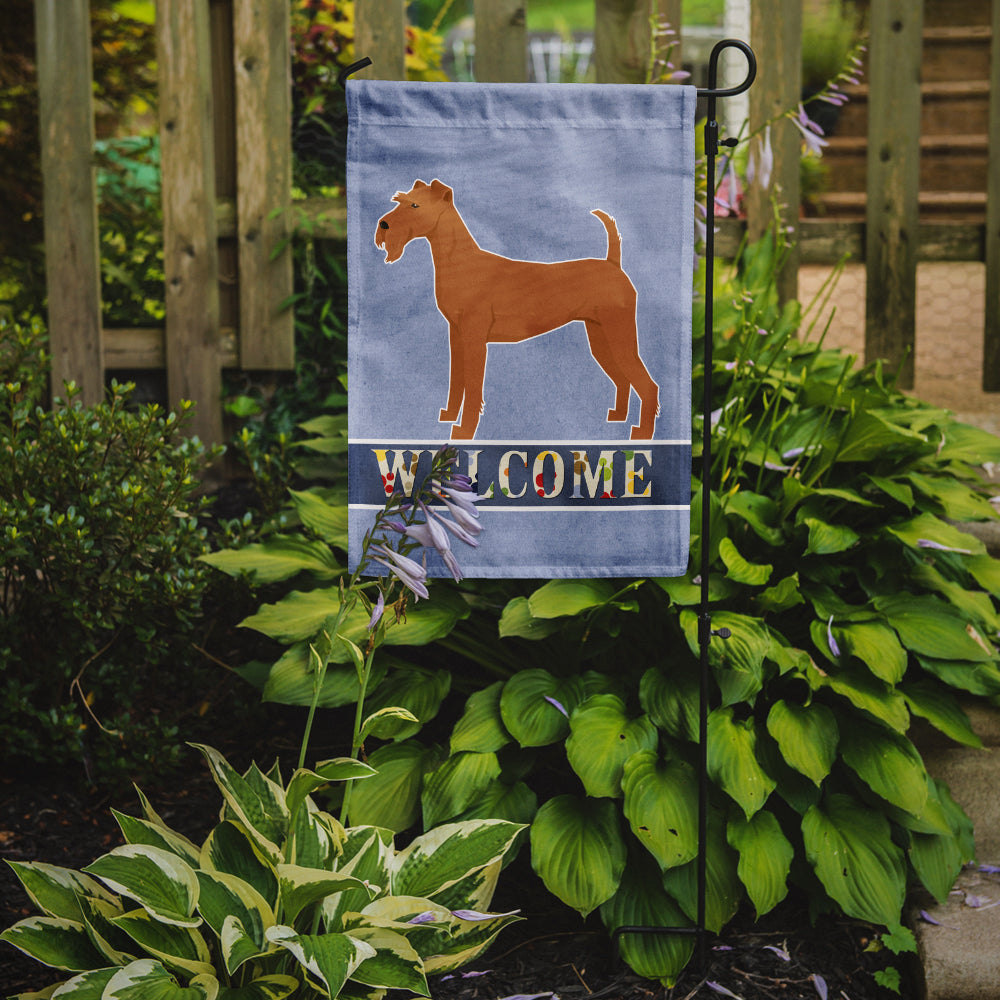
[
  {"xmin": 0, "ymin": 916, "xmax": 107, "ymax": 971},
  {"xmin": 661, "ymin": 810, "xmax": 742, "ymax": 934},
  {"xmin": 78, "ymin": 894, "xmax": 136, "ymax": 966},
  {"xmin": 802, "ymin": 793, "xmax": 906, "ymax": 926},
  {"xmin": 83, "ymin": 846, "xmax": 200, "ymax": 928},
  {"xmin": 265, "ymin": 925, "xmax": 375, "ymax": 998},
  {"xmin": 112, "ymin": 811, "xmax": 202, "ymax": 868},
  {"xmin": 323, "ymin": 829, "xmax": 393, "ymax": 931},
  {"xmin": 347, "ymin": 740, "xmax": 443, "ymax": 832},
  {"xmin": 565, "ymin": 695, "xmax": 658, "ymax": 799},
  {"xmin": 102, "ymin": 958, "xmax": 218, "ymax": 999},
  {"xmin": 195, "ymin": 871, "xmax": 274, "ymax": 974},
  {"xmin": 110, "ymin": 908, "xmax": 214, "ymax": 979},
  {"xmin": 45, "ymin": 966, "xmax": 118, "ymax": 997},
  {"xmin": 285, "ymin": 760, "xmax": 375, "ymax": 824},
  {"xmin": 190, "ymin": 745, "xmax": 287, "ymax": 863},
  {"xmin": 277, "ymin": 864, "xmax": 375, "ymax": 925},
  {"xmin": 214, "ymin": 974, "xmax": 299, "ymax": 999},
  {"xmin": 765, "ymin": 700, "xmax": 838, "ymax": 786},
  {"xmin": 421, "ymin": 751, "xmax": 502, "ymax": 829},
  {"xmin": 345, "ymin": 926, "xmax": 429, "ymax": 995},
  {"xmin": 425, "ymin": 859, "xmax": 501, "ymax": 915},
  {"xmin": 599, "ymin": 854, "xmax": 694, "ymax": 987},
  {"xmin": 391, "ymin": 820, "xmax": 524, "ymax": 901},
  {"xmin": 727, "ymin": 810, "xmax": 793, "ymax": 918},
  {"xmin": 450, "ymin": 681, "xmax": 511, "ymax": 754},
  {"xmin": 529, "ymin": 795, "xmax": 626, "ymax": 917},
  {"xmin": 499, "ymin": 669, "xmax": 585, "ymax": 747},
  {"xmin": 707, "ymin": 707, "xmax": 776, "ymax": 819},
  {"xmin": 421, "ymin": 906, "xmax": 523, "ymax": 975},
  {"xmin": 288, "ymin": 802, "xmax": 343, "ymax": 870},
  {"xmin": 200, "ymin": 822, "xmax": 278, "ymax": 910},
  {"xmin": 621, "ymin": 751, "xmax": 699, "ymax": 871},
  {"xmin": 4, "ymin": 861, "xmax": 118, "ymax": 922},
  {"xmin": 838, "ymin": 718, "xmax": 929, "ymax": 817}
]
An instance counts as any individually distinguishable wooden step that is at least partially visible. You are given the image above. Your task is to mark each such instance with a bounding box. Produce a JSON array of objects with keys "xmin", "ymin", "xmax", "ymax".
[
  {"xmin": 822, "ymin": 134, "xmax": 988, "ymax": 193},
  {"xmin": 922, "ymin": 25, "xmax": 992, "ymax": 83},
  {"xmin": 813, "ymin": 190, "xmax": 987, "ymax": 222}
]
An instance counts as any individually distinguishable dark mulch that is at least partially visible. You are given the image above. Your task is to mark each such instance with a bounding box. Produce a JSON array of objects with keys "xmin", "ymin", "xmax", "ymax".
[{"xmin": 1, "ymin": 744, "xmax": 915, "ymax": 1000}]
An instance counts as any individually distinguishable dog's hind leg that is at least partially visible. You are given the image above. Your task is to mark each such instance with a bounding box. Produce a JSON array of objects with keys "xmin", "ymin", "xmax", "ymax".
[
  {"xmin": 585, "ymin": 320, "xmax": 632, "ymax": 422},
  {"xmin": 628, "ymin": 362, "xmax": 660, "ymax": 439}
]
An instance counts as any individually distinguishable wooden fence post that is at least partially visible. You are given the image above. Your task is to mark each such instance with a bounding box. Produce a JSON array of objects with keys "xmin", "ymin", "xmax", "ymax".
[
  {"xmin": 354, "ymin": 0, "xmax": 407, "ymax": 80},
  {"xmin": 474, "ymin": 0, "xmax": 527, "ymax": 83},
  {"xmin": 34, "ymin": 0, "xmax": 104, "ymax": 405},
  {"xmin": 157, "ymin": 0, "xmax": 223, "ymax": 445},
  {"xmin": 233, "ymin": 0, "xmax": 294, "ymax": 370},
  {"xmin": 983, "ymin": 0, "xmax": 1000, "ymax": 390},
  {"xmin": 746, "ymin": 0, "xmax": 801, "ymax": 305},
  {"xmin": 594, "ymin": 0, "xmax": 653, "ymax": 84},
  {"xmin": 865, "ymin": 0, "xmax": 923, "ymax": 389}
]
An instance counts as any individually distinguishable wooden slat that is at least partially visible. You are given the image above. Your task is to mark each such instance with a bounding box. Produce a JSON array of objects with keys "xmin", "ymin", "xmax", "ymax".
[
  {"xmin": 747, "ymin": 0, "xmax": 801, "ymax": 304},
  {"xmin": 354, "ymin": 0, "xmax": 406, "ymax": 81},
  {"xmin": 233, "ymin": 0, "xmax": 294, "ymax": 369},
  {"xmin": 474, "ymin": 0, "xmax": 527, "ymax": 82},
  {"xmin": 984, "ymin": 0, "xmax": 1000, "ymax": 389},
  {"xmin": 103, "ymin": 328, "xmax": 238, "ymax": 369},
  {"xmin": 34, "ymin": 0, "xmax": 103, "ymax": 404},
  {"xmin": 594, "ymin": 0, "xmax": 652, "ymax": 84},
  {"xmin": 864, "ymin": 0, "xmax": 923, "ymax": 389},
  {"xmin": 157, "ymin": 0, "xmax": 223, "ymax": 444}
]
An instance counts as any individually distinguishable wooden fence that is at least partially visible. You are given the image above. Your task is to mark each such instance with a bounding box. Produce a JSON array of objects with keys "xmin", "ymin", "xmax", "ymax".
[{"xmin": 33, "ymin": 0, "xmax": 1000, "ymax": 445}]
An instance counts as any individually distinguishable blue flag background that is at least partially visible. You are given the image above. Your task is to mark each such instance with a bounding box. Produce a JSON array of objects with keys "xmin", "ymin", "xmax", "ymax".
[{"xmin": 347, "ymin": 80, "xmax": 695, "ymax": 578}]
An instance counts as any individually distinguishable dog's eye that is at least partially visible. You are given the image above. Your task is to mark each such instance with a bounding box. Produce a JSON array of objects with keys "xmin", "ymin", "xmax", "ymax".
[{"xmin": 410, "ymin": 203, "xmax": 419, "ymax": 208}]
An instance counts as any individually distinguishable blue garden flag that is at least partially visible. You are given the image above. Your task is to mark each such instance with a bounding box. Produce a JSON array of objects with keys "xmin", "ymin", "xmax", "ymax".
[{"xmin": 347, "ymin": 80, "xmax": 696, "ymax": 578}]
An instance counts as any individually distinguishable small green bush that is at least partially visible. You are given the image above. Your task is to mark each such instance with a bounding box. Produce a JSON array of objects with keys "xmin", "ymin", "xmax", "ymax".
[{"xmin": 0, "ymin": 317, "xmax": 219, "ymax": 783}]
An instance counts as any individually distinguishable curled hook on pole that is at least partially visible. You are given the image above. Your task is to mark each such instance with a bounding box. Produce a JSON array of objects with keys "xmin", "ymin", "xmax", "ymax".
[{"xmin": 337, "ymin": 57, "xmax": 373, "ymax": 90}]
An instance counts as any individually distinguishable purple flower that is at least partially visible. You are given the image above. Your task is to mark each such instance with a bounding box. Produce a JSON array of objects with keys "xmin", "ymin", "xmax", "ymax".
[
  {"xmin": 544, "ymin": 695, "xmax": 569, "ymax": 718},
  {"xmin": 371, "ymin": 543, "xmax": 429, "ymax": 600},
  {"xmin": 451, "ymin": 908, "xmax": 520, "ymax": 921},
  {"xmin": 747, "ymin": 125, "xmax": 773, "ymax": 190},
  {"xmin": 763, "ymin": 944, "xmax": 790, "ymax": 961},
  {"xmin": 812, "ymin": 974, "xmax": 828, "ymax": 1000},
  {"xmin": 429, "ymin": 503, "xmax": 480, "ymax": 548},
  {"xmin": 432, "ymin": 481, "xmax": 483, "ymax": 519},
  {"xmin": 367, "ymin": 591, "xmax": 385, "ymax": 631},
  {"xmin": 827, "ymin": 615, "xmax": 841, "ymax": 658},
  {"xmin": 917, "ymin": 538, "xmax": 972, "ymax": 554},
  {"xmin": 706, "ymin": 983, "xmax": 742, "ymax": 999},
  {"xmin": 407, "ymin": 911, "xmax": 438, "ymax": 925},
  {"xmin": 791, "ymin": 104, "xmax": 829, "ymax": 156}
]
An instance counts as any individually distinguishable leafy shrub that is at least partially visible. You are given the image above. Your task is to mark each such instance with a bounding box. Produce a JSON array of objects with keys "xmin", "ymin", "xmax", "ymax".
[
  {"xmin": 210, "ymin": 233, "xmax": 1000, "ymax": 984},
  {"xmin": 1, "ymin": 743, "xmax": 524, "ymax": 997},
  {"xmin": 0, "ymin": 317, "xmax": 220, "ymax": 783}
]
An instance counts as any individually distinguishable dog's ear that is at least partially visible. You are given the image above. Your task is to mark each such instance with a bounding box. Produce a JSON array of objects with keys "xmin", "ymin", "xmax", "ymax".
[
  {"xmin": 429, "ymin": 179, "xmax": 453, "ymax": 203},
  {"xmin": 412, "ymin": 179, "xmax": 429, "ymax": 189}
]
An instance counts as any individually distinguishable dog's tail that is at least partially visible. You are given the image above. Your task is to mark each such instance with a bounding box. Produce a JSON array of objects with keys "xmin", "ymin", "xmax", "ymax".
[{"xmin": 591, "ymin": 210, "xmax": 622, "ymax": 268}]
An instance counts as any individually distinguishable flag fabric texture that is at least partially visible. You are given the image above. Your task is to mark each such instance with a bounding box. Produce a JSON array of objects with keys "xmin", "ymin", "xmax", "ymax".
[{"xmin": 347, "ymin": 80, "xmax": 696, "ymax": 578}]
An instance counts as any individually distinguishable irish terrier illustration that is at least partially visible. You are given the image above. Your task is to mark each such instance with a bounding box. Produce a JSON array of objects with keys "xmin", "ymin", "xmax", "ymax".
[{"xmin": 374, "ymin": 179, "xmax": 660, "ymax": 441}]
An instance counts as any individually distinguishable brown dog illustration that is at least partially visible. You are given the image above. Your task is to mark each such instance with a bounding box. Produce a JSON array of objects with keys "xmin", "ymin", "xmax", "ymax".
[{"xmin": 375, "ymin": 179, "xmax": 660, "ymax": 441}]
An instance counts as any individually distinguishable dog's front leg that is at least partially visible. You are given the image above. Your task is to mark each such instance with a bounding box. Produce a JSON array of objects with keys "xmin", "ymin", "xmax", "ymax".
[
  {"xmin": 450, "ymin": 338, "xmax": 487, "ymax": 440},
  {"xmin": 439, "ymin": 324, "xmax": 464, "ymax": 423}
]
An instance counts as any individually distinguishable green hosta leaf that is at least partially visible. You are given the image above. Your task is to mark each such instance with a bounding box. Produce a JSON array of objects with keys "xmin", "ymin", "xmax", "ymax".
[
  {"xmin": 803, "ymin": 517, "xmax": 859, "ymax": 556},
  {"xmin": 907, "ymin": 472, "xmax": 998, "ymax": 522},
  {"xmin": 839, "ymin": 719, "xmax": 928, "ymax": 816},
  {"xmin": 195, "ymin": 871, "xmax": 273, "ymax": 974},
  {"xmin": 765, "ymin": 701, "xmax": 838, "ymax": 786},
  {"xmin": 359, "ymin": 706, "xmax": 421, "ymax": 742},
  {"xmin": 755, "ymin": 573, "xmax": 804, "ymax": 614},
  {"xmin": 0, "ymin": 916, "xmax": 107, "ymax": 971},
  {"xmin": 200, "ymin": 822, "xmax": 278, "ymax": 910},
  {"xmin": 835, "ymin": 621, "xmax": 907, "ymax": 684},
  {"xmin": 421, "ymin": 751, "xmax": 502, "ymax": 828},
  {"xmin": 707, "ymin": 708, "xmax": 776, "ymax": 819},
  {"xmin": 346, "ymin": 926, "xmax": 428, "ymax": 994},
  {"xmin": 565, "ymin": 695, "xmax": 658, "ymax": 798},
  {"xmin": 967, "ymin": 553, "xmax": 1000, "ymax": 597},
  {"xmin": 911, "ymin": 562, "xmax": 1000, "ymax": 633},
  {"xmin": 874, "ymin": 594, "xmax": 995, "ymax": 662},
  {"xmin": 288, "ymin": 488, "xmax": 349, "ymax": 547},
  {"xmin": 835, "ymin": 410, "xmax": 927, "ymax": 463},
  {"xmin": 680, "ymin": 610, "xmax": 770, "ymax": 706},
  {"xmin": 83, "ymin": 846, "xmax": 200, "ymax": 928},
  {"xmin": 347, "ymin": 740, "xmax": 442, "ymax": 832},
  {"xmin": 190, "ymin": 746, "xmax": 287, "ymax": 862},
  {"xmin": 621, "ymin": 751, "xmax": 698, "ymax": 871},
  {"xmin": 111, "ymin": 908, "xmax": 214, "ymax": 978},
  {"xmin": 453, "ymin": 779, "xmax": 538, "ymax": 827},
  {"xmin": 265, "ymin": 926, "xmax": 375, "ymax": 998},
  {"xmin": 261, "ymin": 643, "xmax": 388, "ymax": 709},
  {"xmin": 916, "ymin": 655, "xmax": 1000, "ymax": 697},
  {"xmin": 639, "ymin": 664, "xmax": 699, "ymax": 742},
  {"xmin": 810, "ymin": 661, "xmax": 910, "ymax": 732},
  {"xmin": 724, "ymin": 490, "xmax": 784, "ymax": 545},
  {"xmin": 200, "ymin": 535, "xmax": 341, "ymax": 584},
  {"xmin": 901, "ymin": 680, "xmax": 983, "ymax": 748},
  {"xmin": 935, "ymin": 421, "xmax": 1000, "ymax": 464},
  {"xmin": 599, "ymin": 853, "xmax": 694, "ymax": 987},
  {"xmin": 277, "ymin": 865, "xmax": 374, "ymax": 925},
  {"xmin": 661, "ymin": 810, "xmax": 741, "ymax": 933},
  {"xmin": 451, "ymin": 682, "xmax": 511, "ymax": 754},
  {"xmin": 802, "ymin": 793, "xmax": 906, "ymax": 926},
  {"xmin": 497, "ymin": 596, "xmax": 564, "ymax": 639},
  {"xmin": 362, "ymin": 666, "xmax": 451, "ymax": 740},
  {"xmin": 499, "ymin": 670, "xmax": 584, "ymax": 747},
  {"xmin": 909, "ymin": 827, "xmax": 965, "ymax": 905},
  {"xmin": 285, "ymin": 759, "xmax": 376, "ymax": 823},
  {"xmin": 530, "ymin": 795, "xmax": 626, "ymax": 917},
  {"xmin": 727, "ymin": 811, "xmax": 793, "ymax": 918},
  {"xmin": 103, "ymin": 959, "xmax": 218, "ymax": 1000},
  {"xmin": 866, "ymin": 474, "xmax": 914, "ymax": 509},
  {"xmin": 393, "ymin": 820, "xmax": 524, "ymax": 900},
  {"xmin": 886, "ymin": 512, "xmax": 985, "ymax": 556},
  {"xmin": 655, "ymin": 572, "xmax": 737, "ymax": 606},
  {"xmin": 527, "ymin": 579, "xmax": 616, "ymax": 618},
  {"xmin": 112, "ymin": 812, "xmax": 201, "ymax": 868},
  {"xmin": 216, "ymin": 975, "xmax": 299, "ymax": 1000},
  {"xmin": 5, "ymin": 862, "xmax": 118, "ymax": 922},
  {"xmin": 718, "ymin": 537, "xmax": 772, "ymax": 586}
]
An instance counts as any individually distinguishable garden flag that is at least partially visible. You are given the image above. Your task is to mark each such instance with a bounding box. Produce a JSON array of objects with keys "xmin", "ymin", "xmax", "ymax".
[{"xmin": 347, "ymin": 80, "xmax": 696, "ymax": 577}]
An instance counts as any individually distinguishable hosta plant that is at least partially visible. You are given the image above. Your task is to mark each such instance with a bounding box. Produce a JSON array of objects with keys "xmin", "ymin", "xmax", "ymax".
[{"xmin": 1, "ymin": 743, "xmax": 523, "ymax": 999}]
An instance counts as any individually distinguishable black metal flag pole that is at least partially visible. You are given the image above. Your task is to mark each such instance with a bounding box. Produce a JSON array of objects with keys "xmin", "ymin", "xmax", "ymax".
[{"xmin": 340, "ymin": 40, "xmax": 758, "ymax": 973}]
